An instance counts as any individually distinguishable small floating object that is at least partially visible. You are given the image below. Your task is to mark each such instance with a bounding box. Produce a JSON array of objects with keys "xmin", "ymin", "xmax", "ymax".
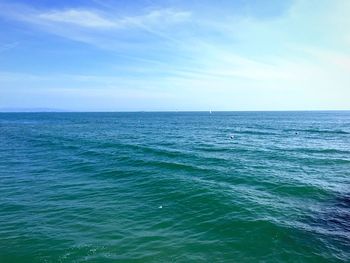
[
  {"xmin": 230, "ymin": 135, "xmax": 234, "ymax": 139},
  {"xmin": 158, "ymin": 205, "xmax": 163, "ymax": 209}
]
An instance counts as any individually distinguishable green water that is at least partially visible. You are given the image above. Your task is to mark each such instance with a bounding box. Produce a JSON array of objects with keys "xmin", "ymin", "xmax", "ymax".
[{"xmin": 0, "ymin": 112, "xmax": 349, "ymax": 262}]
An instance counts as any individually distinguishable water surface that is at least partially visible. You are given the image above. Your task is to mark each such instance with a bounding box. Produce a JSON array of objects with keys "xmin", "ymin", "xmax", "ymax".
[{"xmin": 0, "ymin": 111, "xmax": 349, "ymax": 262}]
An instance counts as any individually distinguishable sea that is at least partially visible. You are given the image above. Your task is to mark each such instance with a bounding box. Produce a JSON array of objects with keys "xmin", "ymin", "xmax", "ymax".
[{"xmin": 0, "ymin": 111, "xmax": 349, "ymax": 262}]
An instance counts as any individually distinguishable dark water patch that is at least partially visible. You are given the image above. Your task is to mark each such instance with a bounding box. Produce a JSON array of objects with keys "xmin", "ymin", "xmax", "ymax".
[
  {"xmin": 306, "ymin": 193, "xmax": 350, "ymax": 248},
  {"xmin": 336, "ymin": 194, "xmax": 350, "ymax": 209}
]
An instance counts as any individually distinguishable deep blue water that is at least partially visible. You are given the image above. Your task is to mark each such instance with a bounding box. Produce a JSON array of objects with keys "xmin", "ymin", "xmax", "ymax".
[{"xmin": 0, "ymin": 111, "xmax": 349, "ymax": 262}]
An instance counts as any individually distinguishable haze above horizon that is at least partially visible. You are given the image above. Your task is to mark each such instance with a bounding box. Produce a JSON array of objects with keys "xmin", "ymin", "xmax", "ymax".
[{"xmin": 0, "ymin": 0, "xmax": 349, "ymax": 111}]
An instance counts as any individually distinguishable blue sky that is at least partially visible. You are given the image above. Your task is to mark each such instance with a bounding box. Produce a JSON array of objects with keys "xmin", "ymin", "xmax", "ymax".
[{"xmin": 0, "ymin": 0, "xmax": 349, "ymax": 111}]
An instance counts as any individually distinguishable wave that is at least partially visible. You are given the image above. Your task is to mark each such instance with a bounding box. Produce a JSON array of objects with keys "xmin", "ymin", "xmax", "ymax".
[
  {"xmin": 285, "ymin": 148, "xmax": 350, "ymax": 155},
  {"xmin": 235, "ymin": 130, "xmax": 278, "ymax": 136},
  {"xmin": 285, "ymin": 128, "xmax": 349, "ymax": 135}
]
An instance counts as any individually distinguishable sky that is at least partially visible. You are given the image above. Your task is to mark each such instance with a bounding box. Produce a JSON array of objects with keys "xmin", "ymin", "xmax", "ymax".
[{"xmin": 0, "ymin": 0, "xmax": 349, "ymax": 111}]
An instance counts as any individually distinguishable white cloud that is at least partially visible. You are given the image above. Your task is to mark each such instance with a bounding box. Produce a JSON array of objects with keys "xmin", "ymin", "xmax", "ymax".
[
  {"xmin": 35, "ymin": 8, "xmax": 190, "ymax": 30},
  {"xmin": 38, "ymin": 9, "xmax": 116, "ymax": 28},
  {"xmin": 127, "ymin": 9, "xmax": 191, "ymax": 26}
]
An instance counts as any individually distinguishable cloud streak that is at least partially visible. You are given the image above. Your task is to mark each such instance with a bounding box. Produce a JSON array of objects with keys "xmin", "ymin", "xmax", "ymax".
[
  {"xmin": 38, "ymin": 9, "xmax": 116, "ymax": 28},
  {"xmin": 37, "ymin": 8, "xmax": 191, "ymax": 29}
]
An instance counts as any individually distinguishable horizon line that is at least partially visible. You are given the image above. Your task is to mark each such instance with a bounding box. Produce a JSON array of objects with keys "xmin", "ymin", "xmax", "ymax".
[{"xmin": 0, "ymin": 109, "xmax": 349, "ymax": 113}]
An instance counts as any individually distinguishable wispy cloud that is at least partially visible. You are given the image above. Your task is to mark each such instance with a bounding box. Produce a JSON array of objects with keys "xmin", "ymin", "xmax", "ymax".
[
  {"xmin": 36, "ymin": 8, "xmax": 191, "ymax": 29},
  {"xmin": 0, "ymin": 3, "xmax": 191, "ymax": 49},
  {"xmin": 38, "ymin": 9, "xmax": 116, "ymax": 28}
]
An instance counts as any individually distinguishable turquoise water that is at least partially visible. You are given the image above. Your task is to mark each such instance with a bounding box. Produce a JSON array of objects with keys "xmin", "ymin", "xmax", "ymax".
[{"xmin": 0, "ymin": 111, "xmax": 349, "ymax": 262}]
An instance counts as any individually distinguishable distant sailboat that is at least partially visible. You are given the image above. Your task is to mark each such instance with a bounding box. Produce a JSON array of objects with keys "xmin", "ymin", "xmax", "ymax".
[{"xmin": 209, "ymin": 110, "xmax": 212, "ymax": 114}]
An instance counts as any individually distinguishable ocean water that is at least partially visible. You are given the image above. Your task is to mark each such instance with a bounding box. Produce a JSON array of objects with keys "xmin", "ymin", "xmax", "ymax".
[{"xmin": 0, "ymin": 111, "xmax": 349, "ymax": 262}]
